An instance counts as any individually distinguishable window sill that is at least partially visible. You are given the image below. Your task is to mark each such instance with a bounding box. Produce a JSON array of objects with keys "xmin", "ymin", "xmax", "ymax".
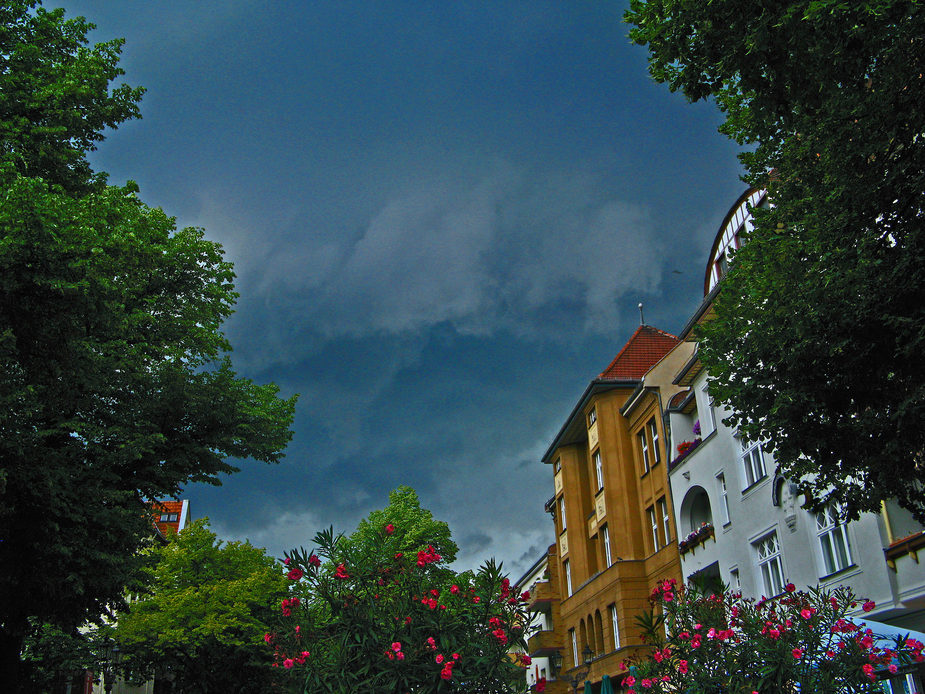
[
  {"xmin": 741, "ymin": 475, "xmax": 769, "ymax": 495},
  {"xmin": 819, "ymin": 564, "xmax": 859, "ymax": 583}
]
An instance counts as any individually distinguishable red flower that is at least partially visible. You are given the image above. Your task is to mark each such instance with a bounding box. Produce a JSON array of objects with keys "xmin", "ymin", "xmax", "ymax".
[
  {"xmin": 863, "ymin": 600, "xmax": 876, "ymax": 612},
  {"xmin": 334, "ymin": 563, "xmax": 350, "ymax": 579},
  {"xmin": 792, "ymin": 648, "xmax": 803, "ymax": 660},
  {"xmin": 785, "ymin": 583, "xmax": 796, "ymax": 593},
  {"xmin": 287, "ymin": 568, "xmax": 304, "ymax": 581},
  {"xmin": 308, "ymin": 553, "xmax": 321, "ymax": 568},
  {"xmin": 535, "ymin": 677, "xmax": 547, "ymax": 692},
  {"xmin": 283, "ymin": 658, "xmax": 294, "ymax": 669},
  {"xmin": 385, "ymin": 523, "xmax": 395, "ymax": 535}
]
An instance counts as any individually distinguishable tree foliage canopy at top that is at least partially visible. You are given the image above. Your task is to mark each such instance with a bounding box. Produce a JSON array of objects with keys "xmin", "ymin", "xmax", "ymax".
[
  {"xmin": 0, "ymin": 1, "xmax": 296, "ymax": 687},
  {"xmin": 113, "ymin": 519, "xmax": 290, "ymax": 694},
  {"xmin": 626, "ymin": 0, "xmax": 925, "ymax": 522}
]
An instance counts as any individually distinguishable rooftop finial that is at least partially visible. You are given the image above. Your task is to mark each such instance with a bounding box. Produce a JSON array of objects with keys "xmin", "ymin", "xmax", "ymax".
[{"xmin": 638, "ymin": 302, "xmax": 645, "ymax": 325}]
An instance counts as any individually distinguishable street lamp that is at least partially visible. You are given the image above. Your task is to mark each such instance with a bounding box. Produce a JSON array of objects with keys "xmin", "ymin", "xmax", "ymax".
[
  {"xmin": 101, "ymin": 641, "xmax": 121, "ymax": 694},
  {"xmin": 549, "ymin": 646, "xmax": 593, "ymax": 694}
]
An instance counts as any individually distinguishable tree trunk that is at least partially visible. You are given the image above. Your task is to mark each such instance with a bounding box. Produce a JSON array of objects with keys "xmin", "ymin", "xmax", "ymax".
[{"xmin": 0, "ymin": 617, "xmax": 29, "ymax": 694}]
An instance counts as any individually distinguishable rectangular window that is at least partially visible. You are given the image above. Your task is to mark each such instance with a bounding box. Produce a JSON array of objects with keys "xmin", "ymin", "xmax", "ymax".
[
  {"xmin": 559, "ymin": 496, "xmax": 566, "ymax": 531},
  {"xmin": 554, "ymin": 458, "xmax": 561, "ymax": 473},
  {"xmin": 816, "ymin": 504, "xmax": 853, "ymax": 575},
  {"xmin": 716, "ymin": 472, "xmax": 731, "ymax": 525},
  {"xmin": 610, "ymin": 603, "xmax": 620, "ymax": 650},
  {"xmin": 570, "ymin": 628, "xmax": 578, "ymax": 668},
  {"xmin": 702, "ymin": 384, "xmax": 717, "ymax": 435},
  {"xmin": 564, "ymin": 559, "xmax": 572, "ymax": 597},
  {"xmin": 588, "ymin": 407, "xmax": 597, "ymax": 426},
  {"xmin": 602, "ymin": 524, "xmax": 612, "ymax": 567},
  {"xmin": 658, "ymin": 497, "xmax": 671, "ymax": 546},
  {"xmin": 755, "ymin": 532, "xmax": 785, "ymax": 597},
  {"xmin": 638, "ymin": 430, "xmax": 650, "ymax": 473},
  {"xmin": 648, "ymin": 418, "xmax": 661, "ymax": 464},
  {"xmin": 647, "ymin": 505, "xmax": 660, "ymax": 551},
  {"xmin": 729, "ymin": 568, "xmax": 741, "ymax": 592},
  {"xmin": 741, "ymin": 438, "xmax": 767, "ymax": 488},
  {"xmin": 159, "ymin": 513, "xmax": 178, "ymax": 522},
  {"xmin": 593, "ymin": 450, "xmax": 604, "ymax": 491}
]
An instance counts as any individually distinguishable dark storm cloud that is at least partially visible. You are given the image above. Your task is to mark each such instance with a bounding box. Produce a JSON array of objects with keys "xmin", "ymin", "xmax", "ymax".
[{"xmin": 57, "ymin": 0, "xmax": 746, "ymax": 579}]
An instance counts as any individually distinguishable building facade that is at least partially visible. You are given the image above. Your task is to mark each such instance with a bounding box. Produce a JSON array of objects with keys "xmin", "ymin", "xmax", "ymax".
[{"xmin": 527, "ymin": 325, "xmax": 689, "ymax": 689}]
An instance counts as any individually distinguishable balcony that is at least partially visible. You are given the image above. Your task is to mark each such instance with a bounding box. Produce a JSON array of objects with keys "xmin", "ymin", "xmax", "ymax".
[
  {"xmin": 527, "ymin": 629, "xmax": 561, "ymax": 657},
  {"xmin": 527, "ymin": 580, "xmax": 557, "ymax": 612}
]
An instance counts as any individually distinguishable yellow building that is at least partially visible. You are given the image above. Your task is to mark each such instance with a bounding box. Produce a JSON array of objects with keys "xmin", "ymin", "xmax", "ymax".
[{"xmin": 528, "ymin": 324, "xmax": 692, "ymax": 691}]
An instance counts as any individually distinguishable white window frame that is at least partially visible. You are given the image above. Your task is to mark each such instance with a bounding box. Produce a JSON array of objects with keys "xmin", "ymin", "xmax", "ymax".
[
  {"xmin": 716, "ymin": 472, "xmax": 731, "ymax": 525},
  {"xmin": 570, "ymin": 628, "xmax": 578, "ymax": 668},
  {"xmin": 741, "ymin": 438, "xmax": 767, "ymax": 489},
  {"xmin": 816, "ymin": 504, "xmax": 853, "ymax": 576},
  {"xmin": 648, "ymin": 506, "xmax": 660, "ymax": 551},
  {"xmin": 602, "ymin": 524, "xmax": 612, "ymax": 567},
  {"xmin": 658, "ymin": 497, "xmax": 671, "ymax": 546},
  {"xmin": 701, "ymin": 384, "xmax": 717, "ymax": 436},
  {"xmin": 564, "ymin": 559, "xmax": 572, "ymax": 597},
  {"xmin": 648, "ymin": 418, "xmax": 661, "ymax": 464},
  {"xmin": 559, "ymin": 496, "xmax": 567, "ymax": 531},
  {"xmin": 593, "ymin": 450, "xmax": 604, "ymax": 491},
  {"xmin": 588, "ymin": 407, "xmax": 597, "ymax": 426},
  {"xmin": 755, "ymin": 532, "xmax": 785, "ymax": 597},
  {"xmin": 729, "ymin": 567, "xmax": 741, "ymax": 592},
  {"xmin": 610, "ymin": 603, "xmax": 620, "ymax": 650},
  {"xmin": 639, "ymin": 430, "xmax": 650, "ymax": 473}
]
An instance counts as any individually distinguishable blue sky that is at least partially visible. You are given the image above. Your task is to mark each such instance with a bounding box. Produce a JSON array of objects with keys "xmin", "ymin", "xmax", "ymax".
[{"xmin": 58, "ymin": 0, "xmax": 745, "ymax": 579}]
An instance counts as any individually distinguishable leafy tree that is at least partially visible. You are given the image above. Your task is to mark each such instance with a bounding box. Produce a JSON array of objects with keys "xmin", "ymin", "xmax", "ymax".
[
  {"xmin": 113, "ymin": 519, "xmax": 289, "ymax": 694},
  {"xmin": 269, "ymin": 489, "xmax": 533, "ymax": 693},
  {"xmin": 0, "ymin": 2, "xmax": 296, "ymax": 688},
  {"xmin": 19, "ymin": 621, "xmax": 106, "ymax": 693},
  {"xmin": 626, "ymin": 579, "xmax": 924, "ymax": 693},
  {"xmin": 625, "ymin": 1, "xmax": 925, "ymax": 522}
]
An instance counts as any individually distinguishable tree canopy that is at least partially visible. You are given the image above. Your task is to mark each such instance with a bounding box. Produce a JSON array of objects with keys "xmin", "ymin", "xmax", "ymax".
[
  {"xmin": 113, "ymin": 519, "xmax": 290, "ymax": 694},
  {"xmin": 625, "ymin": 0, "xmax": 925, "ymax": 521},
  {"xmin": 0, "ymin": 2, "xmax": 296, "ymax": 688}
]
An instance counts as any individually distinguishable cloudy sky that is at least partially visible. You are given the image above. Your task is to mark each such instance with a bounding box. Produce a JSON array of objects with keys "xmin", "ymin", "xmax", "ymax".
[{"xmin": 58, "ymin": 0, "xmax": 745, "ymax": 579}]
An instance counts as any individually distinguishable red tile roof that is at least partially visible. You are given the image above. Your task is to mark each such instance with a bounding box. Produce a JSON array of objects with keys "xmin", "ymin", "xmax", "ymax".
[
  {"xmin": 151, "ymin": 500, "xmax": 187, "ymax": 538},
  {"xmin": 598, "ymin": 325, "xmax": 679, "ymax": 380}
]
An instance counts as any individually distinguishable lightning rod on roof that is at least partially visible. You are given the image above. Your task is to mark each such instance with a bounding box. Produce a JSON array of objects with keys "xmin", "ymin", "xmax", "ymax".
[{"xmin": 638, "ymin": 302, "xmax": 645, "ymax": 325}]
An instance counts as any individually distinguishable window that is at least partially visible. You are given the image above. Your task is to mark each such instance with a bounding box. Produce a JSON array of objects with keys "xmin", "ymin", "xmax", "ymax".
[
  {"xmin": 658, "ymin": 497, "xmax": 671, "ymax": 546},
  {"xmin": 593, "ymin": 450, "xmax": 604, "ymax": 491},
  {"xmin": 755, "ymin": 532, "xmax": 785, "ymax": 597},
  {"xmin": 729, "ymin": 567, "xmax": 741, "ymax": 592},
  {"xmin": 816, "ymin": 504, "xmax": 853, "ymax": 575},
  {"xmin": 702, "ymin": 384, "xmax": 717, "ymax": 435},
  {"xmin": 554, "ymin": 458, "xmax": 561, "ymax": 473},
  {"xmin": 648, "ymin": 418, "xmax": 661, "ymax": 464},
  {"xmin": 741, "ymin": 438, "xmax": 767, "ymax": 488},
  {"xmin": 559, "ymin": 496, "xmax": 567, "ymax": 531},
  {"xmin": 564, "ymin": 560, "xmax": 572, "ymax": 596},
  {"xmin": 602, "ymin": 524, "xmax": 613, "ymax": 567},
  {"xmin": 159, "ymin": 513, "xmax": 178, "ymax": 522},
  {"xmin": 638, "ymin": 430, "xmax": 650, "ymax": 473},
  {"xmin": 647, "ymin": 505, "xmax": 660, "ymax": 551},
  {"xmin": 570, "ymin": 628, "xmax": 578, "ymax": 668},
  {"xmin": 716, "ymin": 473, "xmax": 730, "ymax": 525},
  {"xmin": 610, "ymin": 603, "xmax": 621, "ymax": 650},
  {"xmin": 588, "ymin": 407, "xmax": 597, "ymax": 426}
]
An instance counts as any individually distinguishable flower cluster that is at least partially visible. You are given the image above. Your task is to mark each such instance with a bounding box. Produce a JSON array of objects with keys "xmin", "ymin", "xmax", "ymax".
[
  {"xmin": 624, "ymin": 582, "xmax": 924, "ymax": 693},
  {"xmin": 677, "ymin": 522, "xmax": 714, "ymax": 554},
  {"xmin": 268, "ymin": 520, "xmax": 533, "ymax": 692},
  {"xmin": 669, "ymin": 438, "xmax": 702, "ymax": 470}
]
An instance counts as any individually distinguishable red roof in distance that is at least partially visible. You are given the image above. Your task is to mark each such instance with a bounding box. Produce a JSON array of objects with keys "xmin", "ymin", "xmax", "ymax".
[
  {"xmin": 598, "ymin": 325, "xmax": 679, "ymax": 380},
  {"xmin": 151, "ymin": 499, "xmax": 189, "ymax": 538}
]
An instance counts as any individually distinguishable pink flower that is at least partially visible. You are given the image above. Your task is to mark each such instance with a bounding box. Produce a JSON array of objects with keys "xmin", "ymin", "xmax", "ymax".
[
  {"xmin": 450, "ymin": 584, "xmax": 459, "ymax": 594},
  {"xmin": 391, "ymin": 642, "xmax": 402, "ymax": 652},
  {"xmin": 862, "ymin": 663, "xmax": 875, "ymax": 680},
  {"xmin": 436, "ymin": 654, "xmax": 444, "ymax": 663},
  {"xmin": 863, "ymin": 600, "xmax": 876, "ymax": 612},
  {"xmin": 397, "ymin": 652, "xmax": 405, "ymax": 660},
  {"xmin": 785, "ymin": 583, "xmax": 796, "ymax": 593},
  {"xmin": 452, "ymin": 653, "xmax": 460, "ymax": 660},
  {"xmin": 678, "ymin": 660, "xmax": 688, "ymax": 674},
  {"xmin": 287, "ymin": 568, "xmax": 304, "ymax": 581},
  {"xmin": 385, "ymin": 523, "xmax": 395, "ymax": 535},
  {"xmin": 264, "ymin": 633, "xmax": 274, "ymax": 644},
  {"xmin": 334, "ymin": 563, "xmax": 350, "ymax": 579},
  {"xmin": 623, "ymin": 675, "xmax": 636, "ymax": 686},
  {"xmin": 889, "ymin": 664, "xmax": 898, "ymax": 674},
  {"xmin": 308, "ymin": 553, "xmax": 321, "ymax": 568},
  {"xmin": 426, "ymin": 636, "xmax": 436, "ymax": 650},
  {"xmin": 792, "ymin": 648, "xmax": 803, "ymax": 660},
  {"xmin": 801, "ymin": 608, "xmax": 814, "ymax": 619},
  {"xmin": 283, "ymin": 658, "xmax": 294, "ymax": 669}
]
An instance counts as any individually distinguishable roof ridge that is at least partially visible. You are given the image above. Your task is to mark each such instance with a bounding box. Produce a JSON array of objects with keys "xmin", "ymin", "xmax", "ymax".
[{"xmin": 598, "ymin": 324, "xmax": 679, "ymax": 381}]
